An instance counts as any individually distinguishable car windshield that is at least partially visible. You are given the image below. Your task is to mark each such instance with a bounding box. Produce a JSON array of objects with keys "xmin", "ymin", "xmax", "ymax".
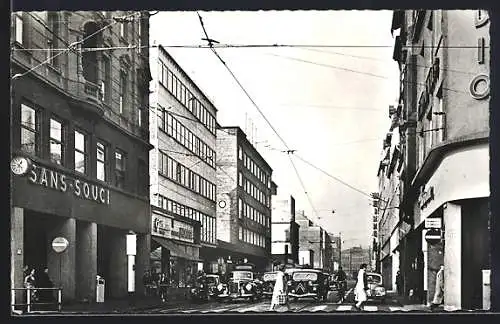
[
  {"xmin": 206, "ymin": 276, "xmax": 218, "ymax": 284},
  {"xmin": 232, "ymin": 271, "xmax": 253, "ymax": 280},
  {"xmin": 293, "ymin": 272, "xmax": 318, "ymax": 281},
  {"xmin": 367, "ymin": 274, "xmax": 382, "ymax": 284},
  {"xmin": 263, "ymin": 273, "xmax": 277, "ymax": 281}
]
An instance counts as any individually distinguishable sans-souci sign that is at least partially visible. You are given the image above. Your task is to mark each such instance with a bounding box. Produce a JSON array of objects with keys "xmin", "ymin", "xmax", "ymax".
[{"xmin": 28, "ymin": 161, "xmax": 111, "ymax": 205}]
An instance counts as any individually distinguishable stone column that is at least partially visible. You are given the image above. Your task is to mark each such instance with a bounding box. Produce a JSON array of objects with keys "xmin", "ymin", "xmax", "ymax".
[
  {"xmin": 135, "ymin": 233, "xmax": 151, "ymax": 296},
  {"xmin": 11, "ymin": 207, "xmax": 24, "ymax": 309},
  {"xmin": 444, "ymin": 202, "xmax": 461, "ymax": 310},
  {"xmin": 108, "ymin": 229, "xmax": 127, "ymax": 298},
  {"xmin": 47, "ymin": 217, "xmax": 77, "ymax": 302},
  {"xmin": 76, "ymin": 221, "xmax": 97, "ymax": 302}
]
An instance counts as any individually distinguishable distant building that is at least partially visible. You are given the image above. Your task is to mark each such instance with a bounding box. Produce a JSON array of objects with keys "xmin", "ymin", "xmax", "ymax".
[
  {"xmin": 341, "ymin": 246, "xmax": 371, "ymax": 279},
  {"xmin": 296, "ymin": 210, "xmax": 332, "ymax": 271},
  {"xmin": 212, "ymin": 126, "xmax": 274, "ymax": 273},
  {"xmin": 271, "ymin": 195, "xmax": 299, "ymax": 266}
]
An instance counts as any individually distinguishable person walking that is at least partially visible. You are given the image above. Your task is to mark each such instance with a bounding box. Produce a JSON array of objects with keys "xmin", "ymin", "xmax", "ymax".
[
  {"xmin": 395, "ymin": 270, "xmax": 403, "ymax": 296},
  {"xmin": 24, "ymin": 268, "xmax": 38, "ymax": 307},
  {"xmin": 430, "ymin": 265, "xmax": 444, "ymax": 310},
  {"xmin": 335, "ymin": 266, "xmax": 347, "ymax": 303},
  {"xmin": 158, "ymin": 273, "xmax": 169, "ymax": 303},
  {"xmin": 269, "ymin": 264, "xmax": 291, "ymax": 311},
  {"xmin": 354, "ymin": 263, "xmax": 368, "ymax": 311}
]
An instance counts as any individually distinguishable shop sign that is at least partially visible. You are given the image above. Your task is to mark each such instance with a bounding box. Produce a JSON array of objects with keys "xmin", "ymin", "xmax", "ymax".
[
  {"xmin": 152, "ymin": 213, "xmax": 194, "ymax": 243},
  {"xmin": 425, "ymin": 228, "xmax": 442, "ymax": 243},
  {"xmin": 419, "ymin": 186, "xmax": 435, "ymax": 209},
  {"xmin": 28, "ymin": 162, "xmax": 110, "ymax": 205},
  {"xmin": 425, "ymin": 217, "xmax": 442, "ymax": 229}
]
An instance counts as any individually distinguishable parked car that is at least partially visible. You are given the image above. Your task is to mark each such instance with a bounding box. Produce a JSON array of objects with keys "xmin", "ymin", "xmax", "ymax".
[
  {"xmin": 205, "ymin": 274, "xmax": 228, "ymax": 300},
  {"xmin": 221, "ymin": 263, "xmax": 262, "ymax": 302},
  {"xmin": 365, "ymin": 272, "xmax": 386, "ymax": 303},
  {"xmin": 261, "ymin": 271, "xmax": 278, "ymax": 298},
  {"xmin": 288, "ymin": 269, "xmax": 329, "ymax": 302},
  {"xmin": 189, "ymin": 274, "xmax": 209, "ymax": 302}
]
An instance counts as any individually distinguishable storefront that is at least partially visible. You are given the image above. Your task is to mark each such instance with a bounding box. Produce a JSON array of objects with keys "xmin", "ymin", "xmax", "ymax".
[
  {"xmin": 413, "ymin": 141, "xmax": 490, "ymax": 310},
  {"xmin": 150, "ymin": 207, "xmax": 201, "ymax": 299},
  {"xmin": 11, "ymin": 157, "xmax": 151, "ymax": 304}
]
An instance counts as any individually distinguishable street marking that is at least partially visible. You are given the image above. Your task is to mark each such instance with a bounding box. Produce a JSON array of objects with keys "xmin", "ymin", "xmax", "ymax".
[
  {"xmin": 363, "ymin": 306, "xmax": 378, "ymax": 312},
  {"xmin": 388, "ymin": 306, "xmax": 403, "ymax": 312},
  {"xmin": 309, "ymin": 305, "xmax": 328, "ymax": 312},
  {"xmin": 336, "ymin": 305, "xmax": 353, "ymax": 311}
]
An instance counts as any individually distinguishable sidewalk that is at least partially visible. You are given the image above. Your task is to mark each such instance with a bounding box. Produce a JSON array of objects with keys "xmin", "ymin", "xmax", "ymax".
[
  {"xmin": 386, "ymin": 291, "xmax": 443, "ymax": 312},
  {"xmin": 17, "ymin": 296, "xmax": 187, "ymax": 315}
]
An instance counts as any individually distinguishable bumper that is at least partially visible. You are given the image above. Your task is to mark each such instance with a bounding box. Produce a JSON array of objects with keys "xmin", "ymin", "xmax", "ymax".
[
  {"xmin": 229, "ymin": 293, "xmax": 254, "ymax": 299},
  {"xmin": 288, "ymin": 293, "xmax": 318, "ymax": 298}
]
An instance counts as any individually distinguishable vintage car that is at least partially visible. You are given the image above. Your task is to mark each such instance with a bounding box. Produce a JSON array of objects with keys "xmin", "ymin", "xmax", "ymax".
[
  {"xmin": 189, "ymin": 275, "xmax": 210, "ymax": 302},
  {"xmin": 261, "ymin": 271, "xmax": 278, "ymax": 298},
  {"xmin": 365, "ymin": 272, "xmax": 386, "ymax": 303},
  {"xmin": 288, "ymin": 269, "xmax": 329, "ymax": 302},
  {"xmin": 219, "ymin": 263, "xmax": 262, "ymax": 302},
  {"xmin": 205, "ymin": 274, "xmax": 228, "ymax": 300}
]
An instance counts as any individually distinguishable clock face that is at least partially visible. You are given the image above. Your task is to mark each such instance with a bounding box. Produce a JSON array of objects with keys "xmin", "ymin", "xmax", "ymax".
[
  {"xmin": 10, "ymin": 156, "xmax": 30, "ymax": 176},
  {"xmin": 218, "ymin": 200, "xmax": 227, "ymax": 208}
]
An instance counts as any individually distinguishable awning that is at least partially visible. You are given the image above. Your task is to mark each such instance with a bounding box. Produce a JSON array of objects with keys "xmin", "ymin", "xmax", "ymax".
[{"xmin": 152, "ymin": 237, "xmax": 202, "ymax": 262}]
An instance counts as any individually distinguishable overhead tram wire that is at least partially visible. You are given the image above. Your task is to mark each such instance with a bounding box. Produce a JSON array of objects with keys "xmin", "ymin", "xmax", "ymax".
[
  {"xmin": 196, "ymin": 12, "xmax": 320, "ymax": 220},
  {"xmin": 11, "ymin": 12, "xmax": 140, "ymax": 80}
]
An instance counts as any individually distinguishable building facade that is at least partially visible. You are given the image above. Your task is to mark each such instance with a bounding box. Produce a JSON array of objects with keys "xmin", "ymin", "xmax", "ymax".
[
  {"xmin": 213, "ymin": 127, "xmax": 273, "ymax": 273},
  {"xmin": 10, "ymin": 11, "xmax": 152, "ymax": 304},
  {"xmin": 295, "ymin": 210, "xmax": 332, "ymax": 271},
  {"xmin": 390, "ymin": 10, "xmax": 490, "ymax": 310},
  {"xmin": 271, "ymin": 195, "xmax": 299, "ymax": 266},
  {"xmin": 149, "ymin": 45, "xmax": 217, "ymax": 290},
  {"xmin": 341, "ymin": 247, "xmax": 371, "ymax": 279}
]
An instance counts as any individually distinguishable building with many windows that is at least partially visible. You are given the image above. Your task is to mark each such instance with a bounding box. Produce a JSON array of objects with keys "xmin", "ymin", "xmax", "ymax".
[
  {"xmin": 10, "ymin": 11, "xmax": 152, "ymax": 305},
  {"xmin": 149, "ymin": 44, "xmax": 218, "ymax": 293},
  {"xmin": 388, "ymin": 10, "xmax": 490, "ymax": 310},
  {"xmin": 213, "ymin": 127, "xmax": 273, "ymax": 273},
  {"xmin": 296, "ymin": 210, "xmax": 331, "ymax": 270},
  {"xmin": 271, "ymin": 194, "xmax": 299, "ymax": 267}
]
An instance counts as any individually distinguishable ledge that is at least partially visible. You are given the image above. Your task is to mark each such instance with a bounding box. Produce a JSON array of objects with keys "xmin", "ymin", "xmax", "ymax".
[{"xmin": 411, "ymin": 131, "xmax": 489, "ymax": 188}]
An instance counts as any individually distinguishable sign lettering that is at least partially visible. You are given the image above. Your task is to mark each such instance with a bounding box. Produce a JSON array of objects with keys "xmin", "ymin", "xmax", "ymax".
[
  {"xmin": 28, "ymin": 163, "xmax": 110, "ymax": 205},
  {"xmin": 152, "ymin": 213, "xmax": 194, "ymax": 243}
]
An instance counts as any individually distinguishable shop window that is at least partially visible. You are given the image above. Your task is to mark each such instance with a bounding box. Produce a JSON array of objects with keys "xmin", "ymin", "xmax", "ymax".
[
  {"xmin": 20, "ymin": 104, "xmax": 39, "ymax": 156},
  {"xmin": 115, "ymin": 150, "xmax": 126, "ymax": 188},
  {"xmin": 74, "ymin": 130, "xmax": 88, "ymax": 174},
  {"xmin": 96, "ymin": 141, "xmax": 107, "ymax": 181}
]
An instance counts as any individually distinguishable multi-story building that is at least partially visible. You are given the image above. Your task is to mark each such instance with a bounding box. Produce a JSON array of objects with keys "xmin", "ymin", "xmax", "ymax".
[
  {"xmin": 212, "ymin": 126, "xmax": 273, "ymax": 273},
  {"xmin": 390, "ymin": 10, "xmax": 490, "ymax": 310},
  {"xmin": 271, "ymin": 194, "xmax": 299, "ymax": 267},
  {"xmin": 375, "ymin": 106, "xmax": 404, "ymax": 293},
  {"xmin": 329, "ymin": 234, "xmax": 342, "ymax": 271},
  {"xmin": 295, "ymin": 210, "xmax": 332, "ymax": 271},
  {"xmin": 10, "ymin": 11, "xmax": 152, "ymax": 304},
  {"xmin": 149, "ymin": 45, "xmax": 217, "ymax": 291},
  {"xmin": 341, "ymin": 246, "xmax": 371, "ymax": 279}
]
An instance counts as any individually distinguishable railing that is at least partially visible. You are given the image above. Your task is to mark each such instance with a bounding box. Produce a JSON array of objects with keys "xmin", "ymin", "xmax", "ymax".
[{"xmin": 11, "ymin": 287, "xmax": 63, "ymax": 314}]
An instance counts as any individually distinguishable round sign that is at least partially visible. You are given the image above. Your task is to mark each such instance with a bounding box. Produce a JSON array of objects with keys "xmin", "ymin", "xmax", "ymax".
[
  {"xmin": 52, "ymin": 237, "xmax": 69, "ymax": 253},
  {"xmin": 218, "ymin": 200, "xmax": 227, "ymax": 208}
]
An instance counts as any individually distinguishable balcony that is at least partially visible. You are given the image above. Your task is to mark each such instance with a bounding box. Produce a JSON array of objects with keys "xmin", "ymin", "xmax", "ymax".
[{"xmin": 66, "ymin": 77, "xmax": 104, "ymax": 118}]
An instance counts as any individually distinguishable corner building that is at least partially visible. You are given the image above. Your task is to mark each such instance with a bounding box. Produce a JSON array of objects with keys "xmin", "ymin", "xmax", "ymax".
[
  {"xmin": 391, "ymin": 10, "xmax": 490, "ymax": 310},
  {"xmin": 10, "ymin": 11, "xmax": 152, "ymax": 304},
  {"xmin": 213, "ymin": 127, "xmax": 273, "ymax": 273},
  {"xmin": 149, "ymin": 45, "xmax": 217, "ymax": 293}
]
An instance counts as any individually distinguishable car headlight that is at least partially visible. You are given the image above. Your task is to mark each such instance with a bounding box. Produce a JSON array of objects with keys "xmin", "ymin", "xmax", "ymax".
[
  {"xmin": 291, "ymin": 289, "xmax": 295, "ymax": 293},
  {"xmin": 287, "ymin": 281, "xmax": 292, "ymax": 286},
  {"xmin": 245, "ymin": 283, "xmax": 253, "ymax": 291},
  {"xmin": 200, "ymin": 284, "xmax": 204, "ymax": 288},
  {"xmin": 191, "ymin": 288, "xmax": 196, "ymax": 293},
  {"xmin": 309, "ymin": 281, "xmax": 314, "ymax": 286},
  {"xmin": 217, "ymin": 284, "xmax": 223, "ymax": 290},
  {"xmin": 375, "ymin": 287, "xmax": 385, "ymax": 294},
  {"xmin": 312, "ymin": 287, "xmax": 317, "ymax": 291}
]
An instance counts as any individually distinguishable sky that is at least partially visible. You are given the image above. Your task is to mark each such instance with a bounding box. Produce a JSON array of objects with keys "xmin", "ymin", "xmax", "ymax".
[{"xmin": 150, "ymin": 10, "xmax": 400, "ymax": 249}]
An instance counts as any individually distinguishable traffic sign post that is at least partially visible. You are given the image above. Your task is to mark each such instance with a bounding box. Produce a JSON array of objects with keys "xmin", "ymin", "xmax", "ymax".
[{"xmin": 52, "ymin": 237, "xmax": 69, "ymax": 292}]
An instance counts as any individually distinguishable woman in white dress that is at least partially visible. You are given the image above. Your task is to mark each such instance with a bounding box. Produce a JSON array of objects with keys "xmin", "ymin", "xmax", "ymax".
[
  {"xmin": 354, "ymin": 263, "xmax": 368, "ymax": 311},
  {"xmin": 270, "ymin": 265, "xmax": 290, "ymax": 311}
]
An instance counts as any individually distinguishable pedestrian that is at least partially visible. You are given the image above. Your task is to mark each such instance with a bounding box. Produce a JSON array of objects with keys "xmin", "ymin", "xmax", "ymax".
[
  {"xmin": 430, "ymin": 265, "xmax": 444, "ymax": 310},
  {"xmin": 354, "ymin": 263, "xmax": 368, "ymax": 311},
  {"xmin": 158, "ymin": 273, "xmax": 169, "ymax": 303},
  {"xmin": 269, "ymin": 264, "xmax": 290, "ymax": 311},
  {"xmin": 24, "ymin": 268, "xmax": 38, "ymax": 306},
  {"xmin": 143, "ymin": 270, "xmax": 153, "ymax": 297},
  {"xmin": 36, "ymin": 267, "xmax": 54, "ymax": 310},
  {"xmin": 335, "ymin": 266, "xmax": 347, "ymax": 303},
  {"xmin": 395, "ymin": 270, "xmax": 403, "ymax": 296}
]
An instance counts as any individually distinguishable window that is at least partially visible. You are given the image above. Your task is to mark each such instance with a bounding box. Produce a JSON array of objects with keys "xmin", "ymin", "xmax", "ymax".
[
  {"xmin": 120, "ymin": 21, "xmax": 127, "ymax": 40},
  {"xmin": 115, "ymin": 150, "xmax": 126, "ymax": 188},
  {"xmin": 74, "ymin": 130, "xmax": 87, "ymax": 174},
  {"xmin": 20, "ymin": 104, "xmax": 39, "ymax": 155},
  {"xmin": 238, "ymin": 172, "xmax": 243, "ymax": 187},
  {"xmin": 96, "ymin": 141, "xmax": 107, "ymax": 181},
  {"xmin": 47, "ymin": 12, "xmax": 59, "ymax": 68},
  {"xmin": 119, "ymin": 71, "xmax": 128, "ymax": 114},
  {"xmin": 101, "ymin": 55, "xmax": 111, "ymax": 104},
  {"xmin": 14, "ymin": 14, "xmax": 23, "ymax": 44},
  {"xmin": 49, "ymin": 118, "xmax": 64, "ymax": 165}
]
